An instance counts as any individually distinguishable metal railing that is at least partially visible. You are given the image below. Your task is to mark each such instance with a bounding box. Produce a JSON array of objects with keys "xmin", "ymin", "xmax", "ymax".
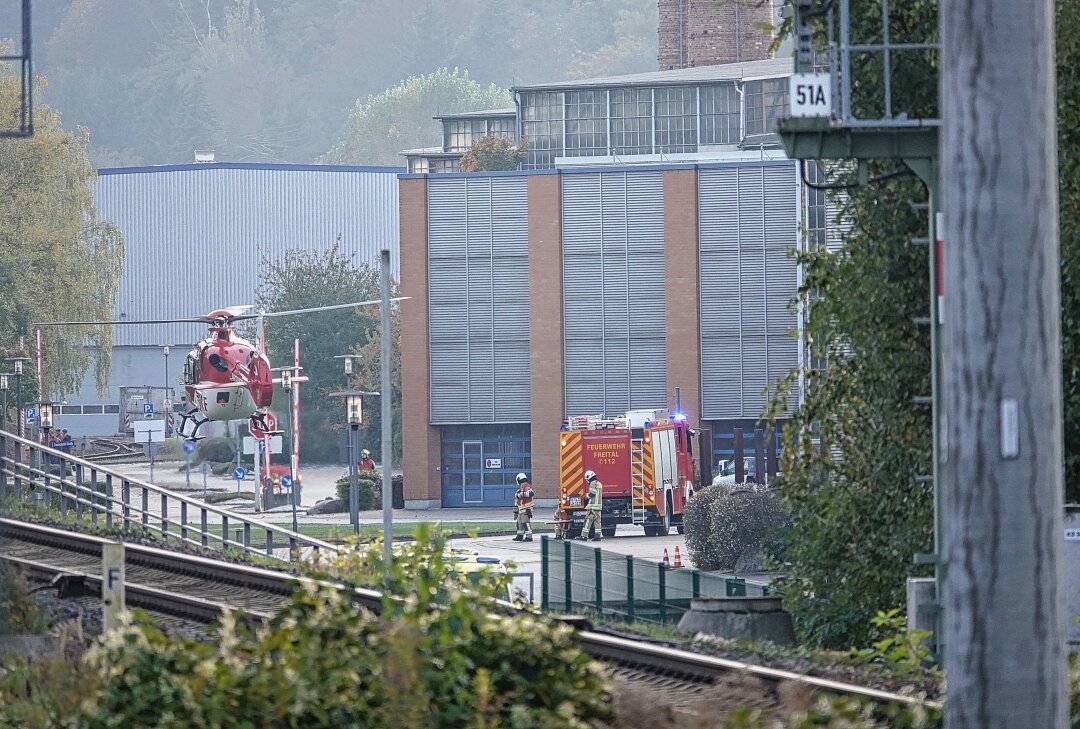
[
  {"xmin": 0, "ymin": 429, "xmax": 338, "ymax": 562},
  {"xmin": 540, "ymin": 536, "xmax": 772, "ymax": 624}
]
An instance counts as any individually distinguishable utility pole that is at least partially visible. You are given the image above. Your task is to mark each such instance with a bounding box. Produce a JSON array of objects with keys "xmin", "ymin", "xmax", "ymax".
[
  {"xmin": 380, "ymin": 248, "xmax": 394, "ymax": 567},
  {"xmin": 941, "ymin": 1, "xmax": 1066, "ymax": 726}
]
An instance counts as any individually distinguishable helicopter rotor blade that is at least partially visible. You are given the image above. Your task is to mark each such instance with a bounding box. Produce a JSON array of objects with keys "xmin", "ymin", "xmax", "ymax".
[
  {"xmin": 33, "ymin": 318, "xmax": 210, "ymax": 326},
  {"xmin": 262, "ymin": 297, "xmax": 410, "ymax": 319}
]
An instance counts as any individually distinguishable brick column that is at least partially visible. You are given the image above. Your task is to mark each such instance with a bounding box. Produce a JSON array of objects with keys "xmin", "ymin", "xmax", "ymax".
[
  {"xmin": 528, "ymin": 174, "xmax": 564, "ymax": 502},
  {"xmin": 664, "ymin": 169, "xmax": 702, "ymax": 427},
  {"xmin": 400, "ymin": 178, "xmax": 441, "ymax": 507}
]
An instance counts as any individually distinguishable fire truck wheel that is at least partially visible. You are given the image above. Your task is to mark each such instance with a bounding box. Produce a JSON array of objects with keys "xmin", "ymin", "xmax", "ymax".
[
  {"xmin": 567, "ymin": 524, "xmax": 583, "ymax": 540},
  {"xmin": 676, "ymin": 524, "xmax": 685, "ymax": 535},
  {"xmin": 602, "ymin": 525, "xmax": 616, "ymax": 538},
  {"xmin": 643, "ymin": 525, "xmax": 656, "ymax": 537}
]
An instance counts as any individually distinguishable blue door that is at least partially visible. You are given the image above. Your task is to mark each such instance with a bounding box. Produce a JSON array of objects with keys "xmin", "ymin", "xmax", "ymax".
[{"xmin": 462, "ymin": 440, "xmax": 484, "ymax": 504}]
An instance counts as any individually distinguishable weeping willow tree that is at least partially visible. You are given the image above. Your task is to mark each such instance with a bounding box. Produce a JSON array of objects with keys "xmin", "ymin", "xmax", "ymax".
[{"xmin": 0, "ymin": 68, "xmax": 124, "ymax": 402}]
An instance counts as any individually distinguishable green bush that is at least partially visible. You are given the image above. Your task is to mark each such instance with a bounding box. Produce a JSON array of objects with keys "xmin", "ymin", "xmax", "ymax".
[
  {"xmin": 197, "ymin": 437, "xmax": 235, "ymax": 464},
  {"xmin": 0, "ymin": 564, "xmax": 46, "ymax": 635},
  {"xmin": 335, "ymin": 473, "xmax": 380, "ymax": 510},
  {"xmin": 77, "ymin": 528, "xmax": 613, "ymax": 729},
  {"xmin": 683, "ymin": 484, "xmax": 789, "ymax": 572}
]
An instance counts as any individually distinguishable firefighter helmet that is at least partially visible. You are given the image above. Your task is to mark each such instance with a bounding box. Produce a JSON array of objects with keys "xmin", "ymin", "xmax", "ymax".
[
  {"xmin": 361, "ymin": 449, "xmax": 370, "ymax": 458},
  {"xmin": 516, "ymin": 472, "xmax": 528, "ymax": 484},
  {"xmin": 584, "ymin": 470, "xmax": 597, "ymax": 482}
]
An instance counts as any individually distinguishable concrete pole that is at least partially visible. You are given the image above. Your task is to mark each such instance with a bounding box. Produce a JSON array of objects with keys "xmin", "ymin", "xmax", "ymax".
[
  {"xmin": 941, "ymin": 0, "xmax": 1066, "ymax": 725},
  {"xmin": 381, "ymin": 248, "xmax": 394, "ymax": 566},
  {"xmin": 102, "ymin": 542, "xmax": 125, "ymax": 632}
]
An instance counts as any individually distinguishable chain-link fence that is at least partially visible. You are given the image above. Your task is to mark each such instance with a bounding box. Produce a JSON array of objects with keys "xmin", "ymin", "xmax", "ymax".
[{"xmin": 540, "ymin": 536, "xmax": 771, "ymax": 624}]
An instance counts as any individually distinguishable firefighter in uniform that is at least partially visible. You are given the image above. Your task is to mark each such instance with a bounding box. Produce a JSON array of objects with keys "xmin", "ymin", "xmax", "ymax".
[
  {"xmin": 513, "ymin": 473, "xmax": 535, "ymax": 542},
  {"xmin": 358, "ymin": 449, "xmax": 376, "ymax": 472},
  {"xmin": 579, "ymin": 470, "xmax": 603, "ymax": 542}
]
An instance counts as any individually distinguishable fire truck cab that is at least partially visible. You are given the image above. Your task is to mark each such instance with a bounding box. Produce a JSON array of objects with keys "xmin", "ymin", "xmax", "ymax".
[{"xmin": 558, "ymin": 409, "xmax": 698, "ymax": 538}]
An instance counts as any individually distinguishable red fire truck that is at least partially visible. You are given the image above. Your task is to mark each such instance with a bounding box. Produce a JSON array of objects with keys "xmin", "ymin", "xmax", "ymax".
[{"xmin": 558, "ymin": 409, "xmax": 698, "ymax": 538}]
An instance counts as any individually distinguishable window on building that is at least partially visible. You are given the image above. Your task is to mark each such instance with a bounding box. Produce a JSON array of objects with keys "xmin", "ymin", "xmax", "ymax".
[
  {"xmin": 408, "ymin": 157, "xmax": 430, "ymax": 174},
  {"xmin": 521, "ymin": 91, "xmax": 564, "ymax": 168},
  {"xmin": 700, "ymin": 84, "xmax": 740, "ymax": 145},
  {"xmin": 804, "ymin": 161, "xmax": 827, "ymax": 248},
  {"xmin": 82, "ymin": 405, "xmax": 104, "ymax": 414},
  {"xmin": 610, "ymin": 88, "xmax": 652, "ymax": 155},
  {"xmin": 564, "ymin": 90, "xmax": 607, "ymax": 156},
  {"xmin": 445, "ymin": 120, "xmax": 488, "ymax": 152},
  {"xmin": 654, "ymin": 86, "xmax": 696, "ymax": 153},
  {"xmin": 486, "ymin": 117, "xmax": 515, "ymax": 137},
  {"xmin": 744, "ymin": 78, "xmax": 789, "ymax": 135},
  {"xmin": 429, "ymin": 157, "xmax": 460, "ymax": 173}
]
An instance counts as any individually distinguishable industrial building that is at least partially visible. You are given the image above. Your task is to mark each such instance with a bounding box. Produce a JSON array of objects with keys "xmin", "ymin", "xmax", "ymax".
[
  {"xmin": 56, "ymin": 162, "xmax": 401, "ymax": 436},
  {"xmin": 400, "ymin": 59, "xmax": 841, "ymax": 508}
]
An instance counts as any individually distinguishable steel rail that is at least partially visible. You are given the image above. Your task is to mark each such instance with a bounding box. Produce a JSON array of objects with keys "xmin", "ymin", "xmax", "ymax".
[{"xmin": 0, "ymin": 518, "xmax": 937, "ymax": 711}]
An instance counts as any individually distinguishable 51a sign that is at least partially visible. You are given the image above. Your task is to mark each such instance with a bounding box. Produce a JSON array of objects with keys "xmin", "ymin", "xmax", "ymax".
[{"xmin": 789, "ymin": 73, "xmax": 832, "ymax": 118}]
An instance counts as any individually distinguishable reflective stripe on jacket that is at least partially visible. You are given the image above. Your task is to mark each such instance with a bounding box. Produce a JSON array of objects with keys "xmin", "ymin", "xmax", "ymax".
[{"xmin": 586, "ymin": 480, "xmax": 603, "ymax": 511}]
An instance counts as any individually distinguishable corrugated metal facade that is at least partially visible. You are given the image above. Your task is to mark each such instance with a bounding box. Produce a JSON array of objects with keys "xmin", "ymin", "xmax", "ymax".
[
  {"xmin": 93, "ymin": 163, "xmax": 402, "ymax": 346},
  {"xmin": 562, "ymin": 171, "xmax": 667, "ymax": 416},
  {"xmin": 427, "ymin": 176, "xmax": 531, "ymax": 424},
  {"xmin": 699, "ymin": 162, "xmax": 800, "ymax": 420}
]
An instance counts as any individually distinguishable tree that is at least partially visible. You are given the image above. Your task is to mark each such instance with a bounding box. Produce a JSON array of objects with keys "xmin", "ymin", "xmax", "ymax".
[
  {"xmin": 0, "ymin": 69, "xmax": 125, "ymax": 399},
  {"xmin": 1058, "ymin": 0, "xmax": 1080, "ymax": 501},
  {"xmin": 764, "ymin": 0, "xmax": 937, "ymax": 648},
  {"xmin": 458, "ymin": 135, "xmax": 528, "ymax": 172},
  {"xmin": 321, "ymin": 69, "xmax": 511, "ymax": 166},
  {"xmin": 255, "ymin": 244, "xmax": 400, "ymax": 464}
]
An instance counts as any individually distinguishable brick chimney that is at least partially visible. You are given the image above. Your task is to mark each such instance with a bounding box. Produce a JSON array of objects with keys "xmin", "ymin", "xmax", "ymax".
[{"xmin": 658, "ymin": 0, "xmax": 775, "ymax": 70}]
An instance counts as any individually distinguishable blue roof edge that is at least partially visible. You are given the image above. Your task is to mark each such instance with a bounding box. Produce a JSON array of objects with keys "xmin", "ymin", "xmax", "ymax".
[{"xmin": 98, "ymin": 162, "xmax": 407, "ymax": 175}]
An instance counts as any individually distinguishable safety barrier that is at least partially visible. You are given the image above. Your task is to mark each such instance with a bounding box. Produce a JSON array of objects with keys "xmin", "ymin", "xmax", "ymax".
[
  {"xmin": 0, "ymin": 429, "xmax": 337, "ymax": 562},
  {"xmin": 540, "ymin": 536, "xmax": 772, "ymax": 624}
]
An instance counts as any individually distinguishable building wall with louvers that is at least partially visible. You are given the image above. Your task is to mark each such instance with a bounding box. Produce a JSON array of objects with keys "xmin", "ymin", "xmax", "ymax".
[
  {"xmin": 699, "ymin": 161, "xmax": 800, "ymax": 420},
  {"xmin": 427, "ymin": 175, "xmax": 531, "ymax": 424},
  {"xmin": 93, "ymin": 163, "xmax": 403, "ymax": 347},
  {"xmin": 561, "ymin": 170, "xmax": 667, "ymax": 416}
]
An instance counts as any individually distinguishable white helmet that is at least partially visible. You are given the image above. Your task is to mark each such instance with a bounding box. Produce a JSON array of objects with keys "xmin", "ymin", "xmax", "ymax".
[
  {"xmin": 361, "ymin": 449, "xmax": 370, "ymax": 458},
  {"xmin": 584, "ymin": 470, "xmax": 597, "ymax": 482},
  {"xmin": 516, "ymin": 472, "xmax": 528, "ymax": 484}
]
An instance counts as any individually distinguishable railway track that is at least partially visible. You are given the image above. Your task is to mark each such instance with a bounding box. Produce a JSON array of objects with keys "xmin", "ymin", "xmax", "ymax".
[
  {"xmin": 0, "ymin": 517, "xmax": 935, "ymax": 713},
  {"xmin": 82, "ymin": 439, "xmax": 144, "ymax": 463}
]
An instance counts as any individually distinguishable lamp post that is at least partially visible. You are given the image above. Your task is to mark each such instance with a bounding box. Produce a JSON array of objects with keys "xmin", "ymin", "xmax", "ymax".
[
  {"xmin": 7, "ymin": 358, "xmax": 31, "ymax": 439},
  {"xmin": 280, "ymin": 367, "xmax": 298, "ymax": 534},
  {"xmin": 332, "ymin": 387, "xmax": 370, "ymax": 536},
  {"xmin": 161, "ymin": 345, "xmax": 171, "ymax": 436},
  {"xmin": 0, "ymin": 374, "xmax": 9, "ymax": 432},
  {"xmin": 39, "ymin": 400, "xmax": 53, "ymax": 474}
]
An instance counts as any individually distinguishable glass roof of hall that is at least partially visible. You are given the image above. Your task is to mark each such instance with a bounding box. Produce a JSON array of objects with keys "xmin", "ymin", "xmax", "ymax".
[{"xmin": 513, "ymin": 57, "xmax": 793, "ymax": 93}]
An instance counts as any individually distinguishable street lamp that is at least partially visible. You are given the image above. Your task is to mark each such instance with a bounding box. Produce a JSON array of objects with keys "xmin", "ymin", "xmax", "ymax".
[
  {"xmin": 0, "ymin": 374, "xmax": 9, "ymax": 432},
  {"xmin": 332, "ymin": 388, "xmax": 369, "ymax": 535},
  {"xmin": 161, "ymin": 345, "xmax": 171, "ymax": 436},
  {"xmin": 280, "ymin": 367, "xmax": 298, "ymax": 533},
  {"xmin": 38, "ymin": 401, "xmax": 54, "ymax": 474},
  {"xmin": 6, "ymin": 357, "xmax": 31, "ymax": 439}
]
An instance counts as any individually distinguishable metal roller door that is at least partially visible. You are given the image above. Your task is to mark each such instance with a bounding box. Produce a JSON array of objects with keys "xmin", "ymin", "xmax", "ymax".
[
  {"xmin": 428, "ymin": 176, "xmax": 530, "ymax": 424},
  {"xmin": 699, "ymin": 162, "xmax": 800, "ymax": 420},
  {"xmin": 562, "ymin": 171, "xmax": 666, "ymax": 417}
]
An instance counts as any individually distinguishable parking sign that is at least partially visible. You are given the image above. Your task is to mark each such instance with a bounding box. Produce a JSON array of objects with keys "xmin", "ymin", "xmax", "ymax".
[{"xmin": 143, "ymin": 403, "xmax": 155, "ymax": 415}]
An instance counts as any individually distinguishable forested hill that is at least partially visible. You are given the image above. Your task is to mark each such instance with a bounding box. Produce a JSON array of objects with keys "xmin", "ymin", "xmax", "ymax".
[{"xmin": 2, "ymin": 0, "xmax": 657, "ymax": 167}]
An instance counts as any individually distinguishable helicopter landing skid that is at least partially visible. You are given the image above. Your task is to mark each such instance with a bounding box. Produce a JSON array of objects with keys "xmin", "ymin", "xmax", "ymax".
[
  {"xmin": 178, "ymin": 410, "xmax": 209, "ymax": 440},
  {"xmin": 248, "ymin": 412, "xmax": 284, "ymax": 437}
]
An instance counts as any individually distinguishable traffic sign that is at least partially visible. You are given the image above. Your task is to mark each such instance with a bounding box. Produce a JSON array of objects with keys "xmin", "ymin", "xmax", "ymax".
[
  {"xmin": 233, "ymin": 466, "xmax": 247, "ymax": 481},
  {"xmin": 24, "ymin": 407, "xmax": 36, "ymax": 422},
  {"xmin": 182, "ymin": 439, "xmax": 197, "ymax": 456},
  {"xmin": 249, "ymin": 411, "xmax": 277, "ymax": 439},
  {"xmin": 789, "ymin": 73, "xmax": 832, "ymax": 118},
  {"xmin": 143, "ymin": 403, "xmax": 155, "ymax": 415},
  {"xmin": 485, "ymin": 458, "xmax": 502, "ymax": 469},
  {"xmin": 242, "ymin": 435, "xmax": 283, "ymax": 454},
  {"xmin": 163, "ymin": 398, "xmax": 173, "ymax": 409},
  {"xmin": 281, "ymin": 475, "xmax": 293, "ymax": 489}
]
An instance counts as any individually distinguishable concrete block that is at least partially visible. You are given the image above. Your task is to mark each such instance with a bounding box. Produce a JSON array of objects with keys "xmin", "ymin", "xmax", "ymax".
[{"xmin": 677, "ymin": 596, "xmax": 796, "ymax": 645}]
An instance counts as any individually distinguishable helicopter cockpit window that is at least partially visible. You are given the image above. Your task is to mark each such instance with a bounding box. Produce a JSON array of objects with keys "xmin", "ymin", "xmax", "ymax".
[
  {"xmin": 208, "ymin": 353, "xmax": 230, "ymax": 373},
  {"xmin": 184, "ymin": 355, "xmax": 197, "ymax": 384}
]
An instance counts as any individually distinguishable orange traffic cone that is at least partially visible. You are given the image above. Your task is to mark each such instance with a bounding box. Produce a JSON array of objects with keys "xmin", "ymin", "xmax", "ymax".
[
  {"xmin": 674, "ymin": 546, "xmax": 683, "ymax": 568},
  {"xmin": 662, "ymin": 548, "xmax": 670, "ymax": 567}
]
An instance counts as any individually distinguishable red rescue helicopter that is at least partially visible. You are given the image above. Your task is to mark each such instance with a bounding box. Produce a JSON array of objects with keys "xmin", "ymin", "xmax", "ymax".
[{"xmin": 35, "ymin": 299, "xmax": 402, "ymax": 439}]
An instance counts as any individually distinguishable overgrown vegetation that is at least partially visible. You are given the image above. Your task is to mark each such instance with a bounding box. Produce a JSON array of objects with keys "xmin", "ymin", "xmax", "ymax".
[
  {"xmin": 335, "ymin": 472, "xmax": 381, "ymax": 511},
  {"xmin": 683, "ymin": 483, "xmax": 789, "ymax": 572},
  {"xmin": 0, "ymin": 565, "xmax": 46, "ymax": 635},
  {"xmin": 459, "ymin": 135, "xmax": 529, "ymax": 172}
]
